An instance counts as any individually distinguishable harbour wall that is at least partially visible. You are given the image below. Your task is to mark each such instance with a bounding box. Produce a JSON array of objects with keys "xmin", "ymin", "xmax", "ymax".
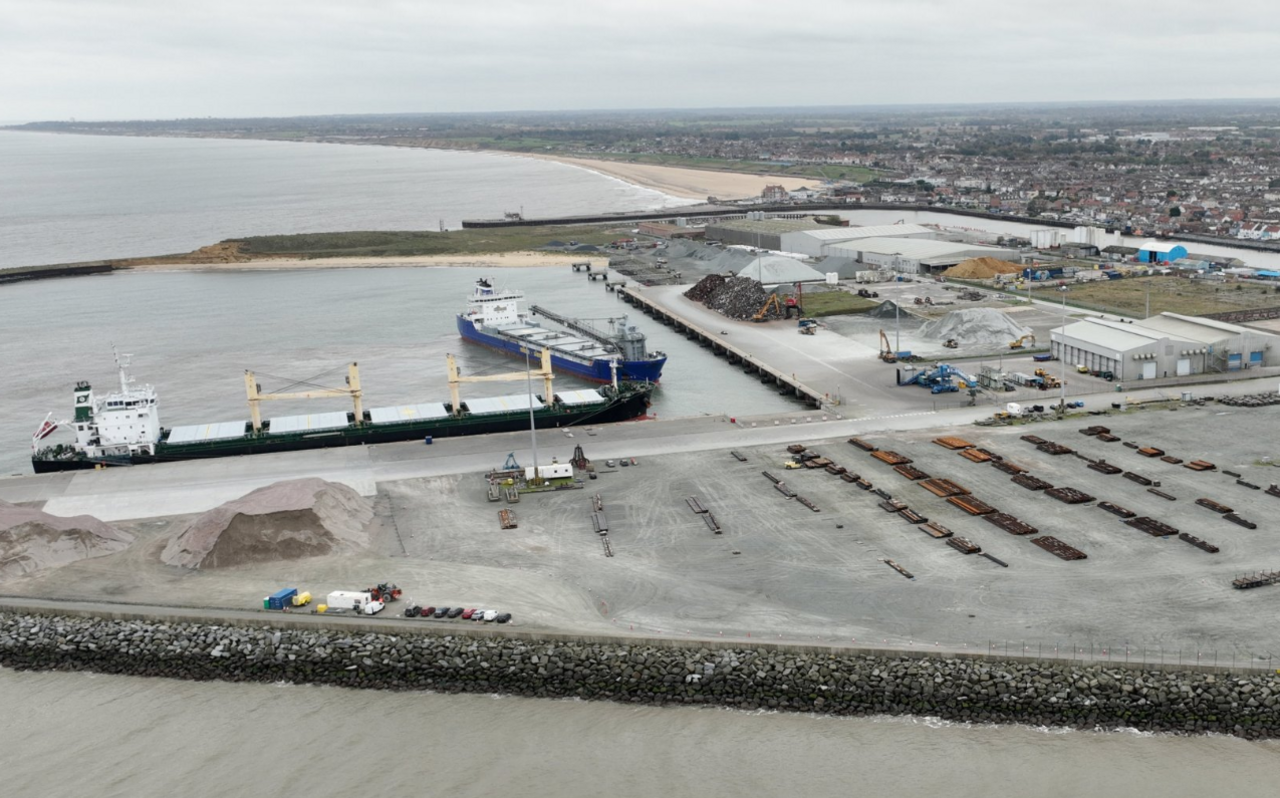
[
  {"xmin": 618, "ymin": 286, "xmax": 826, "ymax": 408},
  {"xmin": 0, "ymin": 262, "xmax": 114, "ymax": 285},
  {"xmin": 4, "ymin": 611, "xmax": 1279, "ymax": 739}
]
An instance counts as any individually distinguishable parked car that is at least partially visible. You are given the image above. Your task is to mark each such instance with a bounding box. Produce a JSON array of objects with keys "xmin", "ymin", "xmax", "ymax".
[
  {"xmin": 364, "ymin": 600, "xmax": 385, "ymax": 616},
  {"xmin": 404, "ymin": 605, "xmax": 422, "ymax": 618},
  {"xmin": 472, "ymin": 609, "xmax": 488, "ymax": 621},
  {"xmin": 433, "ymin": 606, "xmax": 450, "ymax": 619},
  {"xmin": 620, "ymin": 459, "xmax": 630, "ymax": 467},
  {"xmin": 483, "ymin": 610, "xmax": 498, "ymax": 622},
  {"xmin": 605, "ymin": 460, "xmax": 616, "ymax": 467},
  {"xmin": 461, "ymin": 608, "xmax": 476, "ymax": 620},
  {"xmin": 422, "ymin": 606, "xmax": 436, "ymax": 618},
  {"xmin": 447, "ymin": 607, "xmax": 464, "ymax": 619},
  {"xmin": 496, "ymin": 613, "xmax": 512, "ymax": 624}
]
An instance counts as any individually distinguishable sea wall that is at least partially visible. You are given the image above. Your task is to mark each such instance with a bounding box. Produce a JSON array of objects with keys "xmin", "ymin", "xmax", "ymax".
[{"xmin": 3, "ymin": 612, "xmax": 1278, "ymax": 738}]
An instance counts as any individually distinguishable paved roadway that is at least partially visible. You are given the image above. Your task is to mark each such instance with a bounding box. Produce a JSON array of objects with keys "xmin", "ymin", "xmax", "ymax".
[{"xmin": 3, "ymin": 373, "xmax": 1276, "ymax": 522}]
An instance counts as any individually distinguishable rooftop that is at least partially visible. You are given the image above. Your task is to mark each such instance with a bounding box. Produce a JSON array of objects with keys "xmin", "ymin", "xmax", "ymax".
[{"xmin": 826, "ymin": 237, "xmax": 1014, "ymax": 261}]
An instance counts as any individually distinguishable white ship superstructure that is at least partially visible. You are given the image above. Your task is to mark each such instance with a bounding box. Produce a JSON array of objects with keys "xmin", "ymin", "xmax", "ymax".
[{"xmin": 37, "ymin": 351, "xmax": 161, "ymax": 462}]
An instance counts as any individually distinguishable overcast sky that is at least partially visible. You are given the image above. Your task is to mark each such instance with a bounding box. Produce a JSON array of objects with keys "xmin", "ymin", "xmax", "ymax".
[{"xmin": 2, "ymin": 0, "xmax": 1277, "ymax": 121}]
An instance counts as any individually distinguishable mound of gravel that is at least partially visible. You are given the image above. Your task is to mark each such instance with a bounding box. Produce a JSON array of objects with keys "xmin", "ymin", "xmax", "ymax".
[
  {"xmin": 869, "ymin": 300, "xmax": 906, "ymax": 319},
  {"xmin": 919, "ymin": 308, "xmax": 1032, "ymax": 345},
  {"xmin": 706, "ymin": 276, "xmax": 776, "ymax": 320},
  {"xmin": 161, "ymin": 478, "xmax": 373, "ymax": 570},
  {"xmin": 0, "ymin": 501, "xmax": 134, "ymax": 580},
  {"xmin": 943, "ymin": 257, "xmax": 1023, "ymax": 279}
]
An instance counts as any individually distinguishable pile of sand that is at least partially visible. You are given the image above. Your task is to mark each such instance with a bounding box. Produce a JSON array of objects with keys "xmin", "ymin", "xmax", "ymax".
[
  {"xmin": 943, "ymin": 257, "xmax": 1023, "ymax": 279},
  {"xmin": 161, "ymin": 478, "xmax": 373, "ymax": 569},
  {"xmin": 0, "ymin": 501, "xmax": 134, "ymax": 580},
  {"xmin": 919, "ymin": 308, "xmax": 1032, "ymax": 345}
]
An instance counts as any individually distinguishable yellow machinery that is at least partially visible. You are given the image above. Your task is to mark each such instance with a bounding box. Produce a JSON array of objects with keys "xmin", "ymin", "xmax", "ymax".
[
  {"xmin": 1035, "ymin": 368, "xmax": 1061, "ymax": 389},
  {"xmin": 943, "ymin": 339, "xmax": 958, "ymax": 348},
  {"xmin": 1009, "ymin": 334, "xmax": 1036, "ymax": 350},
  {"xmin": 244, "ymin": 363, "xmax": 363, "ymax": 434},
  {"xmin": 447, "ymin": 347, "xmax": 553, "ymax": 417},
  {"xmin": 878, "ymin": 330, "xmax": 897, "ymax": 363},
  {"xmin": 753, "ymin": 294, "xmax": 782, "ymax": 322}
]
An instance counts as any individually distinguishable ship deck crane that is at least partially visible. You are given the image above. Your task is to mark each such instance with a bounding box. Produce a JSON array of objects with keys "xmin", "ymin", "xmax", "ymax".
[
  {"xmin": 527, "ymin": 305, "xmax": 622, "ymax": 350},
  {"xmin": 244, "ymin": 363, "xmax": 362, "ymax": 434},
  {"xmin": 447, "ymin": 347, "xmax": 554, "ymax": 417}
]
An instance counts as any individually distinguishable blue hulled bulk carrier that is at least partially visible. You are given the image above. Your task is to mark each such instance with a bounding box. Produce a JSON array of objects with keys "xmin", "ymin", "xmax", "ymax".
[{"xmin": 457, "ymin": 278, "xmax": 666, "ymax": 383}]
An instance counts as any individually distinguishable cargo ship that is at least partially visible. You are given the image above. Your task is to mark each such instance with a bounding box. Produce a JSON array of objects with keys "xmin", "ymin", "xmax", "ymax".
[
  {"xmin": 29, "ymin": 351, "xmax": 652, "ymax": 474},
  {"xmin": 457, "ymin": 278, "xmax": 666, "ymax": 383}
]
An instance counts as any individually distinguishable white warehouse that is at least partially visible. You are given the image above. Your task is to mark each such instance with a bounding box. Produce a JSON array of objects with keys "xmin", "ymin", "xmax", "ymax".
[
  {"xmin": 824, "ymin": 237, "xmax": 1019, "ymax": 275},
  {"xmin": 1049, "ymin": 313, "xmax": 1279, "ymax": 380},
  {"xmin": 779, "ymin": 224, "xmax": 938, "ymax": 257}
]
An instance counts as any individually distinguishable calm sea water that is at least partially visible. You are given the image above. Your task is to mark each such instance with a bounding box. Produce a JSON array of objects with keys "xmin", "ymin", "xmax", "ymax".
[
  {"xmin": 2, "ymin": 132, "xmax": 1267, "ymax": 783},
  {"xmin": 0, "ymin": 131, "xmax": 693, "ymax": 269},
  {"xmin": 0, "ymin": 265, "xmax": 805, "ymax": 475},
  {"xmin": 3, "ymin": 668, "xmax": 1279, "ymax": 798}
]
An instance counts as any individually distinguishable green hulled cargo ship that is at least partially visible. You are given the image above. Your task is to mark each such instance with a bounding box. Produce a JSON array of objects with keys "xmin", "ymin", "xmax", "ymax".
[{"xmin": 30, "ymin": 352, "xmax": 652, "ymax": 474}]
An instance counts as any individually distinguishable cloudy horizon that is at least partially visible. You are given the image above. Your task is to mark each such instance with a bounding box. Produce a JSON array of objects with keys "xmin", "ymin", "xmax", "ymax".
[{"xmin": 3, "ymin": 0, "xmax": 1278, "ymax": 121}]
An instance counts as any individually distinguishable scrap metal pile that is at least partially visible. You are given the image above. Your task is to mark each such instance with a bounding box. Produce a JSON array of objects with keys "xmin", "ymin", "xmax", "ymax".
[
  {"xmin": 682, "ymin": 274, "xmax": 727, "ymax": 303},
  {"xmin": 684, "ymin": 275, "xmax": 777, "ymax": 321}
]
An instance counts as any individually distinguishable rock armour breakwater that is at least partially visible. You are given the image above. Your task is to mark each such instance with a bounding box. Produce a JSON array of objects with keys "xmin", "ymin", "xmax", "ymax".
[{"xmin": 3, "ymin": 612, "xmax": 1279, "ymax": 739}]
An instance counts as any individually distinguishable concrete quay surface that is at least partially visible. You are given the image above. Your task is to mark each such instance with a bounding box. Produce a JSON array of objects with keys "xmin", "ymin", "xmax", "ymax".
[
  {"xmin": 3, "ymin": 379, "xmax": 1280, "ymax": 660},
  {"xmin": 2, "ymin": 373, "xmax": 1277, "ymax": 522}
]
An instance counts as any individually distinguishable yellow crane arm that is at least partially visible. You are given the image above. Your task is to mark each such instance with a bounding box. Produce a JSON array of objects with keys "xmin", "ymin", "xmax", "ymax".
[
  {"xmin": 447, "ymin": 348, "xmax": 554, "ymax": 416},
  {"xmin": 245, "ymin": 363, "xmax": 363, "ymax": 433}
]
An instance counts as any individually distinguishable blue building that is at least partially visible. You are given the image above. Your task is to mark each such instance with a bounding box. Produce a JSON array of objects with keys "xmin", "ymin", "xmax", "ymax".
[{"xmin": 1136, "ymin": 240, "xmax": 1188, "ymax": 264}]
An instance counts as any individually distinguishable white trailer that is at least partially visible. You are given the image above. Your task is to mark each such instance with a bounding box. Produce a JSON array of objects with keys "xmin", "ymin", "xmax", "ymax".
[{"xmin": 326, "ymin": 590, "xmax": 373, "ymax": 612}]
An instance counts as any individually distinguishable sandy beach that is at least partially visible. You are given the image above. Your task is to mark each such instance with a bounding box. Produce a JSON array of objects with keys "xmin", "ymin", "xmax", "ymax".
[
  {"xmin": 521, "ymin": 153, "xmax": 817, "ymax": 201},
  {"xmin": 120, "ymin": 250, "xmax": 605, "ymax": 271}
]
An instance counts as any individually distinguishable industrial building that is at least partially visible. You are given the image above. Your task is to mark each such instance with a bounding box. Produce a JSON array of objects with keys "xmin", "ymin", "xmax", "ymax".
[
  {"xmin": 779, "ymin": 224, "xmax": 937, "ymax": 257},
  {"xmin": 1136, "ymin": 240, "xmax": 1189, "ymax": 264},
  {"xmin": 704, "ymin": 218, "xmax": 825, "ymax": 250},
  {"xmin": 1049, "ymin": 312, "xmax": 1278, "ymax": 380},
  {"xmin": 823, "ymin": 238, "xmax": 1019, "ymax": 275}
]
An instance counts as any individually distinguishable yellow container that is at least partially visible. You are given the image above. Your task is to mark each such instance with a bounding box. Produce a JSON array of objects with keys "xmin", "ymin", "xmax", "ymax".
[
  {"xmin": 316, "ymin": 604, "xmax": 328, "ymax": 613},
  {"xmin": 292, "ymin": 591, "xmax": 312, "ymax": 607}
]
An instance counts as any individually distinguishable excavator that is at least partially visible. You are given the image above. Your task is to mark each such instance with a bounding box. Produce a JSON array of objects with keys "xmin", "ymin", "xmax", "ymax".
[
  {"xmin": 878, "ymin": 330, "xmax": 898, "ymax": 363},
  {"xmin": 753, "ymin": 294, "xmax": 782, "ymax": 322},
  {"xmin": 1009, "ymin": 334, "xmax": 1036, "ymax": 350}
]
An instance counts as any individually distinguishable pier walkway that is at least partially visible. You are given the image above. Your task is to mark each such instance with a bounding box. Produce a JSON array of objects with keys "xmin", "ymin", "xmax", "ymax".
[{"xmin": 620, "ymin": 284, "xmax": 907, "ymax": 412}]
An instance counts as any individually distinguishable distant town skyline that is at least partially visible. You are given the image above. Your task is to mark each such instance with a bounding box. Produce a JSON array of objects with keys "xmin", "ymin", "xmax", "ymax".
[{"xmin": 3, "ymin": 0, "xmax": 1279, "ymax": 121}]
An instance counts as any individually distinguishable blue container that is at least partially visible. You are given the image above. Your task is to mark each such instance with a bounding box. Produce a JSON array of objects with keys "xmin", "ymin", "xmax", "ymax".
[
  {"xmin": 423, "ymin": 435, "xmax": 433, "ymax": 445},
  {"xmin": 266, "ymin": 588, "xmax": 298, "ymax": 610}
]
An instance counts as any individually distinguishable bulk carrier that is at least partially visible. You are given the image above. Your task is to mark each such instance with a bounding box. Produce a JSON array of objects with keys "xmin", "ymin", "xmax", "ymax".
[
  {"xmin": 457, "ymin": 278, "xmax": 666, "ymax": 383},
  {"xmin": 29, "ymin": 350, "xmax": 652, "ymax": 474}
]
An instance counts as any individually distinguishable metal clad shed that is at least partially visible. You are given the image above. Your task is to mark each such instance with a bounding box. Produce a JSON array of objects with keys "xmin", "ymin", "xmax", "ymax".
[
  {"xmin": 268, "ymin": 411, "xmax": 350, "ymax": 434},
  {"xmin": 166, "ymin": 420, "xmax": 248, "ymax": 444},
  {"xmin": 1136, "ymin": 239, "xmax": 1189, "ymax": 264},
  {"xmin": 780, "ymin": 224, "xmax": 937, "ymax": 257},
  {"xmin": 826, "ymin": 238, "xmax": 1016, "ymax": 274}
]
